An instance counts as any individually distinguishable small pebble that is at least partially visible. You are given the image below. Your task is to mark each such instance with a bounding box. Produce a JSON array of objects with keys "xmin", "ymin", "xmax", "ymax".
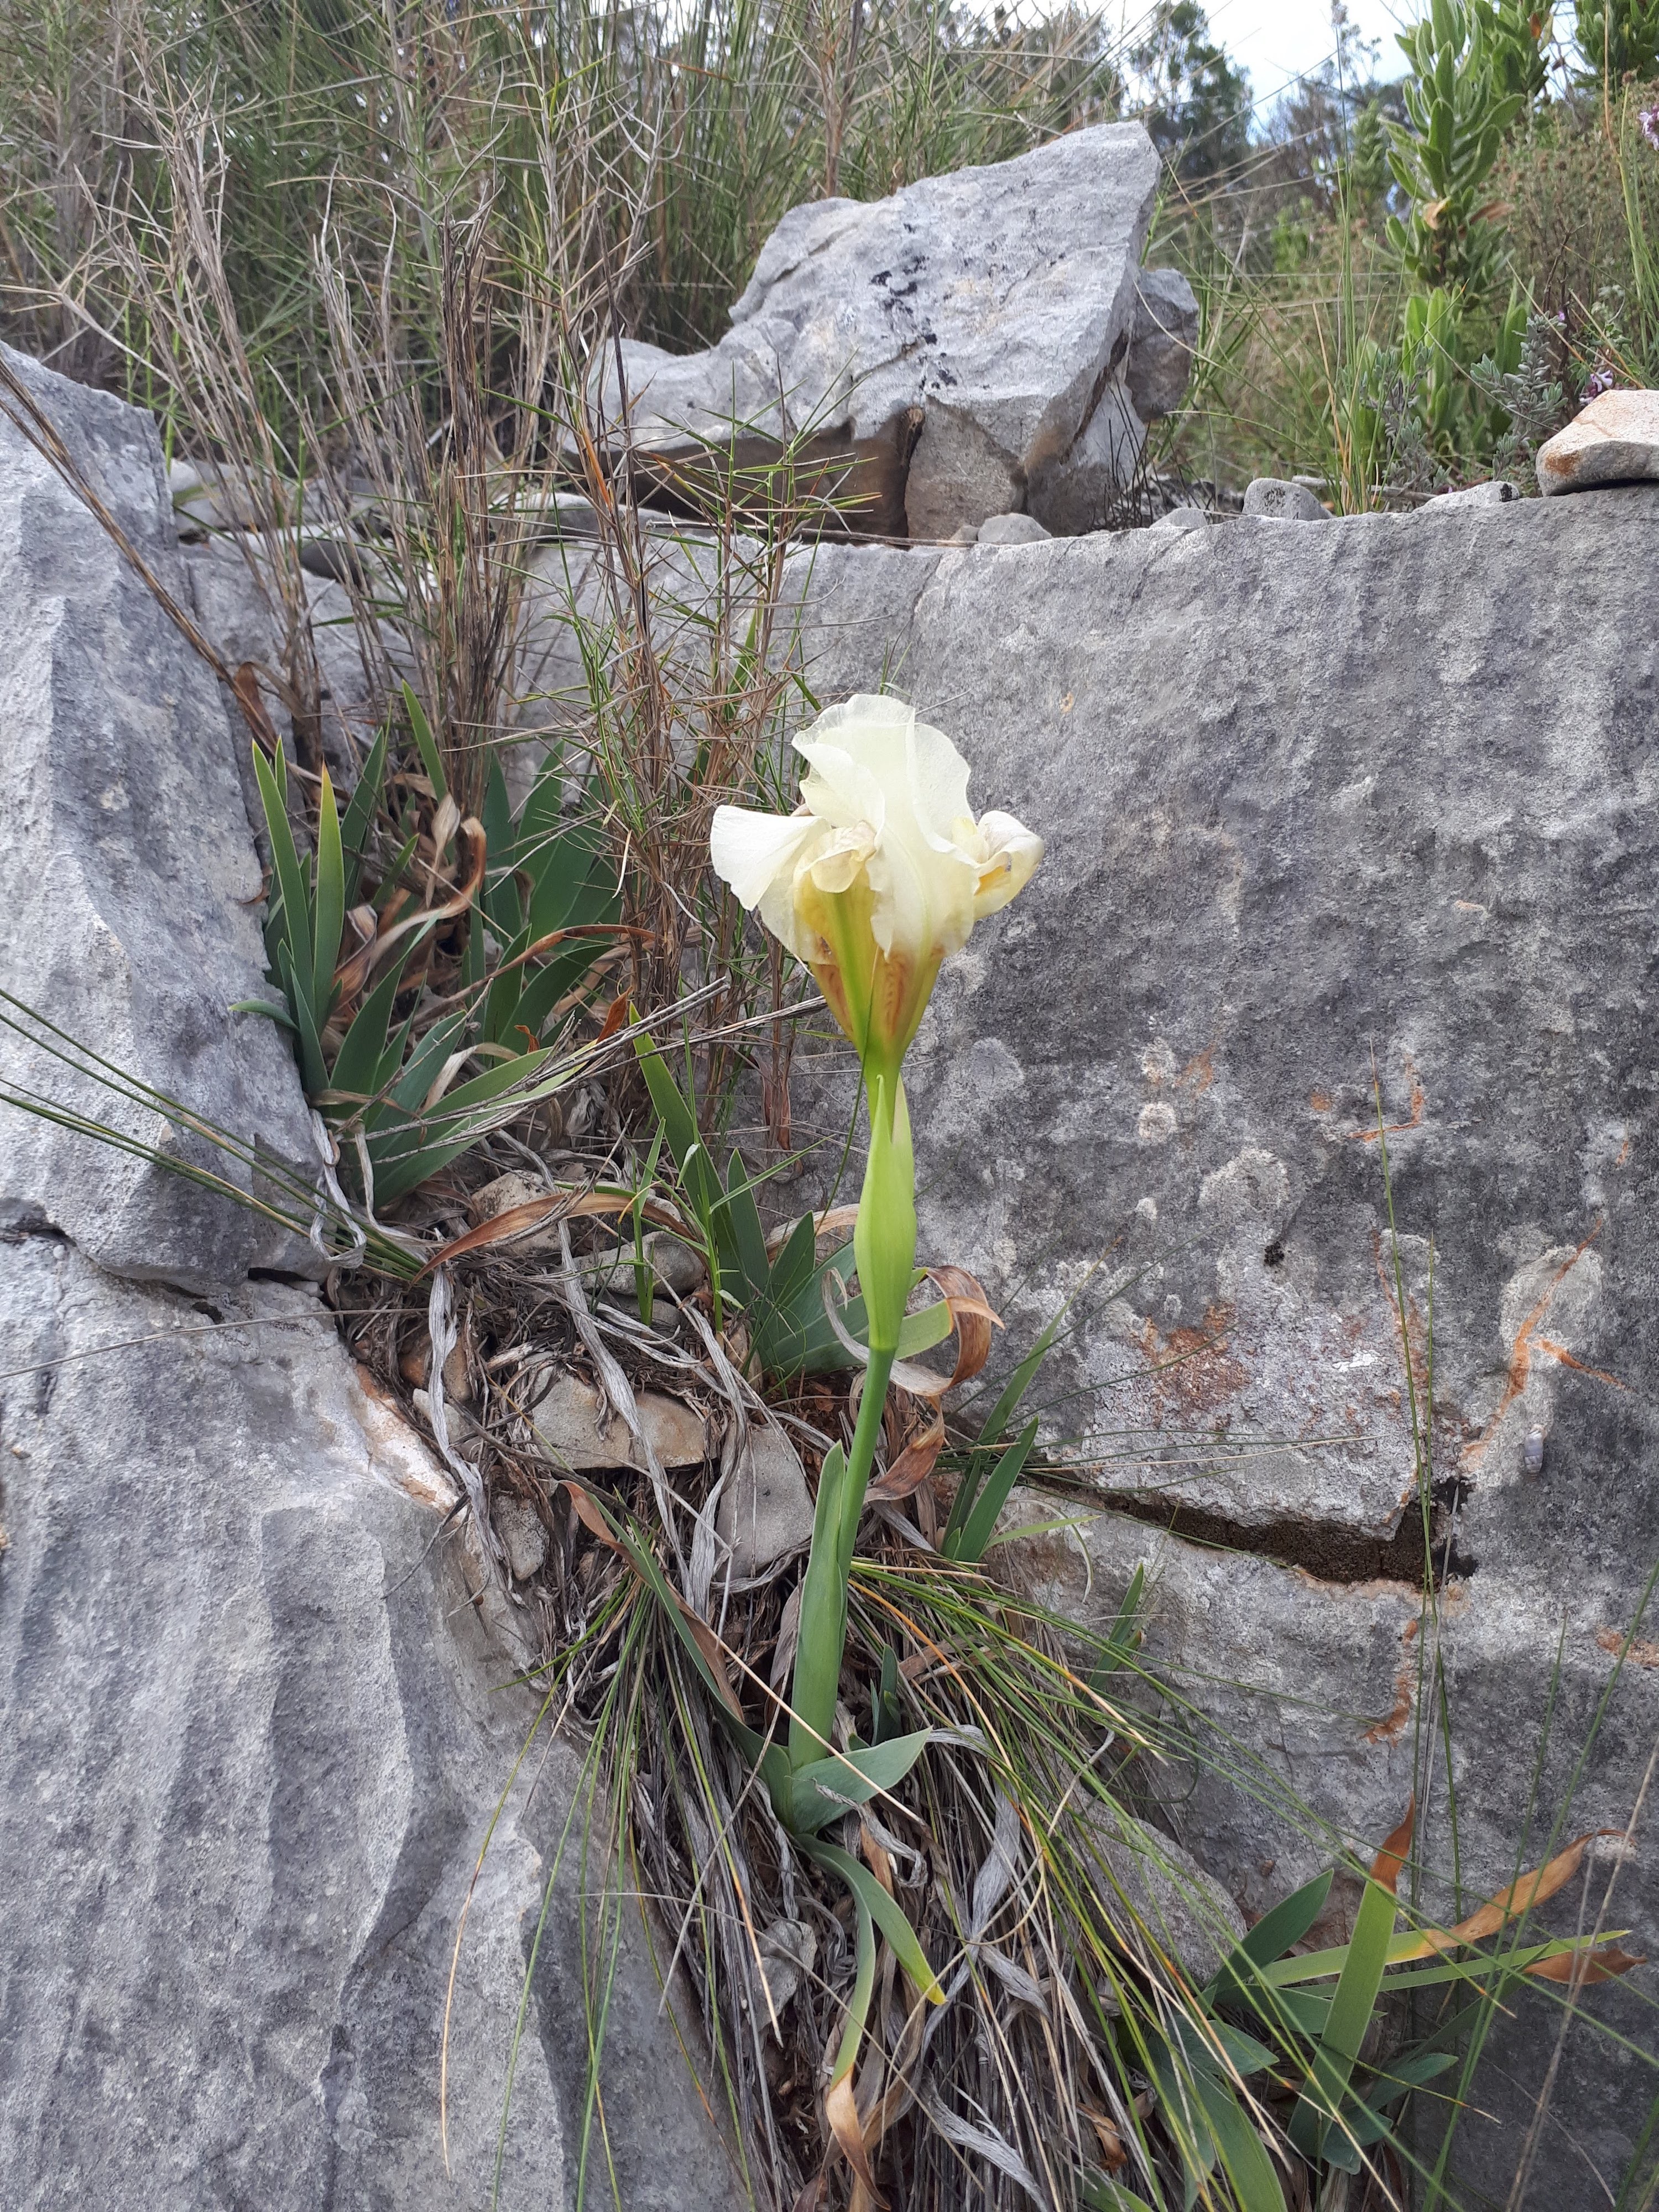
[
  {"xmin": 1523, "ymin": 1422, "xmax": 1546, "ymax": 1476},
  {"xmin": 493, "ymin": 1496, "xmax": 549, "ymax": 1582}
]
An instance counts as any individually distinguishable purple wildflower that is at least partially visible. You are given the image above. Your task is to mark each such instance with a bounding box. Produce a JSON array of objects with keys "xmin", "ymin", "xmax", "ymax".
[
  {"xmin": 1641, "ymin": 106, "xmax": 1659, "ymax": 152},
  {"xmin": 1582, "ymin": 364, "xmax": 1616, "ymax": 402}
]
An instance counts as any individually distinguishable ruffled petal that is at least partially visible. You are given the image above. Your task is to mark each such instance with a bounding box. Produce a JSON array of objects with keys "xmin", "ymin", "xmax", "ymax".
[
  {"xmin": 904, "ymin": 715, "xmax": 974, "ymax": 857},
  {"xmin": 709, "ymin": 804, "xmax": 821, "ymax": 906},
  {"xmin": 795, "ymin": 737, "xmax": 886, "ymax": 834},
  {"xmin": 801, "ymin": 694, "xmax": 914, "ymax": 775},
  {"xmin": 969, "ymin": 811, "xmax": 1044, "ymax": 918},
  {"xmin": 804, "ymin": 824, "xmax": 877, "ymax": 895}
]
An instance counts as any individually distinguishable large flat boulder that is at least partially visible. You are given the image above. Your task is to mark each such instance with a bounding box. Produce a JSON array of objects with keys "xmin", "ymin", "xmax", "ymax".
[
  {"xmin": 0, "ymin": 355, "xmax": 729, "ymax": 2209},
  {"xmin": 781, "ymin": 490, "xmax": 1659, "ymax": 2199},
  {"xmin": 594, "ymin": 126, "xmax": 1189, "ymax": 539},
  {"xmin": 0, "ymin": 344, "xmax": 315, "ymax": 1291}
]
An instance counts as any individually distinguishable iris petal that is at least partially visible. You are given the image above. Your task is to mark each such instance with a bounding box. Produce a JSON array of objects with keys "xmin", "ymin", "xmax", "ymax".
[{"xmin": 708, "ymin": 698, "xmax": 1042, "ymax": 1058}]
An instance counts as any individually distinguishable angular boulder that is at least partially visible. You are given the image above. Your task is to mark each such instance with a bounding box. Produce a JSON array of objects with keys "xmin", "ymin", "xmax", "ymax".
[
  {"xmin": 595, "ymin": 125, "xmax": 1191, "ymax": 539},
  {"xmin": 0, "ymin": 354, "xmax": 729, "ymax": 2209},
  {"xmin": 781, "ymin": 487, "xmax": 1659, "ymax": 2199},
  {"xmin": 1537, "ymin": 386, "xmax": 1659, "ymax": 494}
]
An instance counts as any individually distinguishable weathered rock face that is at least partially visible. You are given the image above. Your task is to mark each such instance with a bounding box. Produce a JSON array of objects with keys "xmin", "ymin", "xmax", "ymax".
[
  {"xmin": 782, "ymin": 491, "xmax": 1659, "ymax": 2199},
  {"xmin": 0, "ymin": 344, "xmax": 316, "ymax": 1291},
  {"xmin": 595, "ymin": 126, "xmax": 1191, "ymax": 539},
  {"xmin": 0, "ymin": 356, "xmax": 729, "ymax": 2210}
]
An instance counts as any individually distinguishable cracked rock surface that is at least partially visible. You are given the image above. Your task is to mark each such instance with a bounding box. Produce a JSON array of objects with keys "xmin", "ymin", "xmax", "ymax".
[
  {"xmin": 784, "ymin": 493, "xmax": 1659, "ymax": 2199},
  {"xmin": 0, "ymin": 353, "xmax": 729, "ymax": 2210}
]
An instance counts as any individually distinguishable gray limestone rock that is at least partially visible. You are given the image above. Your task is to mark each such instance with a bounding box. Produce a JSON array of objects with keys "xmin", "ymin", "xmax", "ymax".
[
  {"xmin": 182, "ymin": 531, "xmax": 394, "ymax": 766},
  {"xmin": 717, "ymin": 1423, "xmax": 815, "ymax": 1578},
  {"xmin": 1421, "ymin": 477, "xmax": 1520, "ymax": 510},
  {"xmin": 591, "ymin": 125, "xmax": 1170, "ymax": 539},
  {"xmin": 0, "ymin": 345, "xmax": 316, "ymax": 1291},
  {"xmin": 1242, "ymin": 475, "xmax": 1328, "ymax": 520},
  {"xmin": 1029, "ymin": 266, "xmax": 1201, "ymax": 538},
  {"xmin": 1019, "ymin": 1501, "xmax": 1658, "ymax": 2200},
  {"xmin": 975, "ymin": 510, "xmax": 1051, "ymax": 546},
  {"xmin": 1125, "ymin": 267, "xmax": 1201, "ymax": 423},
  {"xmin": 1083, "ymin": 1805, "xmax": 1248, "ymax": 1987},
  {"xmin": 0, "ymin": 1243, "xmax": 728, "ymax": 2211},
  {"xmin": 778, "ymin": 489, "xmax": 1659, "ymax": 2199},
  {"xmin": 0, "ymin": 353, "xmax": 728, "ymax": 2209}
]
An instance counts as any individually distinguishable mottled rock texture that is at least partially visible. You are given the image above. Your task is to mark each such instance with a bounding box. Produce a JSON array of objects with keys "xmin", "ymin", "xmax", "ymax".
[
  {"xmin": 781, "ymin": 491, "xmax": 1659, "ymax": 2202},
  {"xmin": 0, "ymin": 353, "xmax": 729, "ymax": 2210}
]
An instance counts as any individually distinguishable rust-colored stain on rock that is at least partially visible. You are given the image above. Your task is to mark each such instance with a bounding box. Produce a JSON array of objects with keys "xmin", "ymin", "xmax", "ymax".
[
  {"xmin": 1135, "ymin": 1302, "xmax": 1248, "ymax": 1422},
  {"xmin": 1364, "ymin": 1616, "xmax": 1420, "ymax": 1745},
  {"xmin": 1350, "ymin": 1052, "xmax": 1426, "ymax": 1143},
  {"xmin": 1462, "ymin": 1223, "xmax": 1625, "ymax": 1470}
]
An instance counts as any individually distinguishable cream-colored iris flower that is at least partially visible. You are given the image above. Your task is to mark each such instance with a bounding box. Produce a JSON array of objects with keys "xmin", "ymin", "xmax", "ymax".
[{"xmin": 710, "ymin": 695, "xmax": 1042, "ymax": 1085}]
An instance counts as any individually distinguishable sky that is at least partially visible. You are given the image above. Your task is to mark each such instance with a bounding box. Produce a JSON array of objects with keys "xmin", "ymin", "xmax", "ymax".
[{"xmin": 1200, "ymin": 0, "xmax": 1411, "ymax": 112}]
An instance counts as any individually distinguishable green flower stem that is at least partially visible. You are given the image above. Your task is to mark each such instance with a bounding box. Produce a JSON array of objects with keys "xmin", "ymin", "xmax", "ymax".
[
  {"xmin": 838, "ymin": 1345, "xmax": 894, "ymax": 1579},
  {"xmin": 788, "ymin": 1344, "xmax": 895, "ymax": 1771},
  {"xmin": 787, "ymin": 1077, "xmax": 912, "ymax": 1774}
]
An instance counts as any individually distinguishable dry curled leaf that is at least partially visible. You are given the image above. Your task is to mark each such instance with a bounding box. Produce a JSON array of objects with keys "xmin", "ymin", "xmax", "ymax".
[
  {"xmin": 563, "ymin": 1477, "xmax": 626, "ymax": 1554},
  {"xmin": 1081, "ymin": 2106, "xmax": 1128, "ymax": 2171},
  {"xmin": 417, "ymin": 1187, "xmax": 689, "ymax": 1276},
  {"xmin": 925, "ymin": 1265, "xmax": 1001, "ymax": 1390},
  {"xmin": 867, "ymin": 1415, "xmax": 946, "ymax": 1502},
  {"xmin": 1370, "ymin": 1796, "xmax": 1415, "ymax": 1894},
  {"xmin": 331, "ymin": 816, "xmax": 489, "ymax": 1005},
  {"xmin": 1524, "ymin": 1944, "xmax": 1645, "ymax": 1984},
  {"xmin": 825, "ymin": 2073, "xmax": 884, "ymax": 2206}
]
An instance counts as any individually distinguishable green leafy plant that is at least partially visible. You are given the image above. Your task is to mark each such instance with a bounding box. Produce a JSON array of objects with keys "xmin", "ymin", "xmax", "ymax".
[
  {"xmin": 242, "ymin": 713, "xmax": 618, "ymax": 1208},
  {"xmin": 1577, "ymin": 0, "xmax": 1659, "ymax": 82},
  {"xmin": 1474, "ymin": 305, "xmax": 1572, "ymax": 482},
  {"xmin": 1177, "ymin": 1801, "xmax": 1641, "ymax": 2184},
  {"xmin": 1481, "ymin": 0, "xmax": 1554, "ymax": 102},
  {"xmin": 1387, "ymin": 0, "xmax": 1525, "ymax": 299}
]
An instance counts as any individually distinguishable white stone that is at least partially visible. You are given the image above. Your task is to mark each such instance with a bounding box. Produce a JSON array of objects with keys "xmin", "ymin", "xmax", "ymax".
[
  {"xmin": 1242, "ymin": 476, "xmax": 1327, "ymax": 521},
  {"xmin": 494, "ymin": 1494, "xmax": 550, "ymax": 1580},
  {"xmin": 526, "ymin": 1368, "xmax": 709, "ymax": 1470},
  {"xmin": 717, "ymin": 1423, "xmax": 815, "ymax": 1576},
  {"xmin": 1537, "ymin": 387, "xmax": 1659, "ymax": 494},
  {"xmin": 975, "ymin": 510, "xmax": 1051, "ymax": 546}
]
